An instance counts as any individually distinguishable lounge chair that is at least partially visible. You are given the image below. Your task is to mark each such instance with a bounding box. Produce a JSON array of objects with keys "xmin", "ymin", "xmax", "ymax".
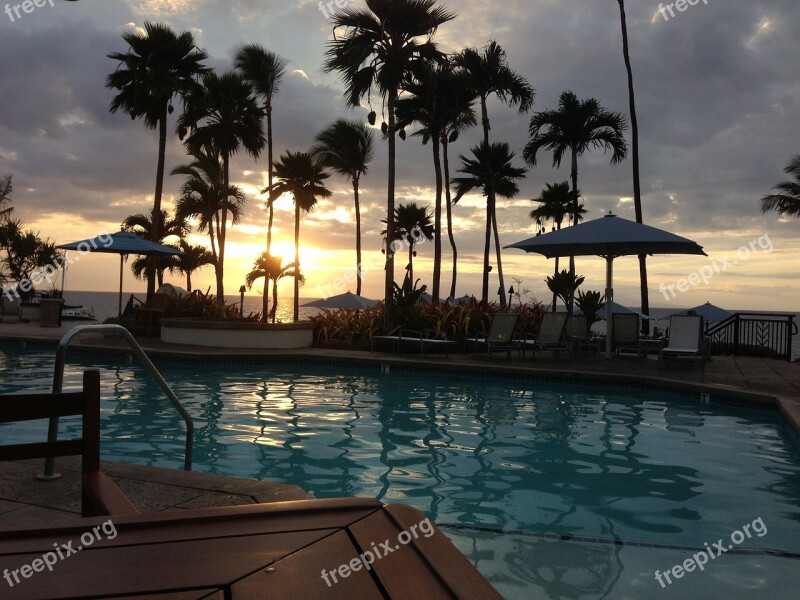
[
  {"xmin": 0, "ymin": 295, "xmax": 21, "ymax": 323},
  {"xmin": 466, "ymin": 313, "xmax": 520, "ymax": 357},
  {"xmin": 565, "ymin": 315, "xmax": 599, "ymax": 356},
  {"xmin": 659, "ymin": 315, "xmax": 704, "ymax": 369},
  {"xmin": 611, "ymin": 313, "xmax": 640, "ymax": 356},
  {"xmin": 134, "ymin": 292, "xmax": 169, "ymax": 336},
  {"xmin": 371, "ymin": 329, "xmax": 457, "ymax": 357},
  {"xmin": 521, "ymin": 312, "xmax": 568, "ymax": 358}
]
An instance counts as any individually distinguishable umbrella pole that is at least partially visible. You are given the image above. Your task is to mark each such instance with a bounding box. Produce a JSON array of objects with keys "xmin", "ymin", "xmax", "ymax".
[
  {"xmin": 119, "ymin": 254, "xmax": 124, "ymax": 317},
  {"xmin": 606, "ymin": 256, "xmax": 613, "ymax": 357}
]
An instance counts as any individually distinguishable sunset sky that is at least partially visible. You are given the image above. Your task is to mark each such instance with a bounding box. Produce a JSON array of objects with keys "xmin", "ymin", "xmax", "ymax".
[{"xmin": 1, "ymin": 0, "xmax": 798, "ymax": 311}]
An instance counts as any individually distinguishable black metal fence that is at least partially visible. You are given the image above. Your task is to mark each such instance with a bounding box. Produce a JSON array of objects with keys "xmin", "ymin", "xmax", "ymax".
[{"xmin": 706, "ymin": 313, "xmax": 797, "ymax": 361}]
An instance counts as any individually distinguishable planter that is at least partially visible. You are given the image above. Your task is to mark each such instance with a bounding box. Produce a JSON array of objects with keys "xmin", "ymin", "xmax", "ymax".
[
  {"xmin": 160, "ymin": 318, "xmax": 314, "ymax": 349},
  {"xmin": 40, "ymin": 298, "xmax": 64, "ymax": 327},
  {"xmin": 20, "ymin": 303, "xmax": 42, "ymax": 322}
]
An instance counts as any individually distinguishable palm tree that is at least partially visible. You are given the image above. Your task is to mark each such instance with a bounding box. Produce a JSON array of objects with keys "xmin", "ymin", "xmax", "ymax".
[
  {"xmin": 529, "ymin": 181, "xmax": 585, "ymax": 310},
  {"xmin": 235, "ymin": 44, "xmax": 287, "ymax": 318},
  {"xmin": 107, "ymin": 22, "xmax": 208, "ymax": 303},
  {"xmin": 121, "ymin": 210, "xmax": 188, "ymax": 288},
  {"xmin": 454, "ymin": 41, "xmax": 534, "ymax": 305},
  {"xmin": 323, "ymin": 0, "xmax": 455, "ymax": 332},
  {"xmin": 0, "ymin": 175, "xmax": 12, "ymax": 222},
  {"xmin": 616, "ymin": 0, "xmax": 650, "ymax": 331},
  {"xmin": 265, "ymin": 151, "xmax": 331, "ymax": 321},
  {"xmin": 761, "ymin": 155, "xmax": 800, "ymax": 218},
  {"xmin": 382, "ymin": 202, "xmax": 435, "ymax": 284},
  {"xmin": 311, "ymin": 119, "xmax": 374, "ymax": 296},
  {"xmin": 173, "ymin": 241, "xmax": 215, "ymax": 292},
  {"xmin": 245, "ymin": 253, "xmax": 302, "ymax": 323},
  {"xmin": 451, "ymin": 141, "xmax": 527, "ymax": 303},
  {"xmin": 172, "ymin": 150, "xmax": 246, "ymax": 295},
  {"xmin": 178, "ymin": 70, "xmax": 265, "ymax": 299},
  {"xmin": 395, "ymin": 62, "xmax": 476, "ymax": 302}
]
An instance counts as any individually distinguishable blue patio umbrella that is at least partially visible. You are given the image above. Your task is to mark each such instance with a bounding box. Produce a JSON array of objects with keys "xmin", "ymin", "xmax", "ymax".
[
  {"xmin": 506, "ymin": 213, "xmax": 706, "ymax": 356},
  {"xmin": 57, "ymin": 231, "xmax": 184, "ymax": 316}
]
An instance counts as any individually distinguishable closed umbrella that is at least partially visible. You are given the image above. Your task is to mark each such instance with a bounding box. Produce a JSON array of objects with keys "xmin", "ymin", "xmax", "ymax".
[{"xmin": 507, "ymin": 213, "xmax": 706, "ymax": 356}]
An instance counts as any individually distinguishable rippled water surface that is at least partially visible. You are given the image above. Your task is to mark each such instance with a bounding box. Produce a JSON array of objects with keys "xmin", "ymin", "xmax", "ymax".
[{"xmin": 2, "ymin": 343, "xmax": 799, "ymax": 599}]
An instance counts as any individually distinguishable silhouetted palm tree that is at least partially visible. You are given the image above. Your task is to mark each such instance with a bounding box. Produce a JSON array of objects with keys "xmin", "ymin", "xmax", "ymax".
[
  {"xmin": 0, "ymin": 175, "xmax": 12, "ymax": 222},
  {"xmin": 235, "ymin": 44, "xmax": 287, "ymax": 317},
  {"xmin": 172, "ymin": 150, "xmax": 245, "ymax": 293},
  {"xmin": 122, "ymin": 210, "xmax": 188, "ymax": 287},
  {"xmin": 107, "ymin": 22, "xmax": 208, "ymax": 302},
  {"xmin": 172, "ymin": 241, "xmax": 215, "ymax": 292},
  {"xmin": 454, "ymin": 41, "xmax": 534, "ymax": 304},
  {"xmin": 323, "ymin": 0, "xmax": 455, "ymax": 331},
  {"xmin": 265, "ymin": 152, "xmax": 331, "ymax": 321},
  {"xmin": 245, "ymin": 253, "xmax": 302, "ymax": 323},
  {"xmin": 311, "ymin": 119, "xmax": 374, "ymax": 296},
  {"xmin": 761, "ymin": 154, "xmax": 800, "ymax": 217},
  {"xmin": 178, "ymin": 70, "xmax": 265, "ymax": 298},
  {"xmin": 452, "ymin": 141, "xmax": 527, "ymax": 303},
  {"xmin": 382, "ymin": 203, "xmax": 435, "ymax": 284}
]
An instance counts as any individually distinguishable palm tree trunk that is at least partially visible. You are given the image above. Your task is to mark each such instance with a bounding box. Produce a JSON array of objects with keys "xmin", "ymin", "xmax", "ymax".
[
  {"xmin": 187, "ymin": 272, "xmax": 192, "ymax": 292},
  {"xmin": 384, "ymin": 88, "xmax": 398, "ymax": 333},
  {"xmin": 432, "ymin": 136, "xmax": 443, "ymax": 303},
  {"xmin": 218, "ymin": 153, "xmax": 230, "ymax": 300},
  {"xmin": 271, "ymin": 276, "xmax": 279, "ymax": 323},
  {"xmin": 492, "ymin": 205, "xmax": 506, "ymax": 306},
  {"xmin": 147, "ymin": 109, "xmax": 168, "ymax": 305},
  {"xmin": 263, "ymin": 105, "xmax": 275, "ymax": 322},
  {"xmin": 480, "ymin": 96, "xmax": 492, "ymax": 304},
  {"xmin": 618, "ymin": 0, "xmax": 650, "ymax": 333},
  {"xmin": 294, "ymin": 205, "xmax": 300, "ymax": 322},
  {"xmin": 408, "ymin": 242, "xmax": 414, "ymax": 284},
  {"xmin": 568, "ymin": 150, "xmax": 579, "ymax": 313},
  {"xmin": 480, "ymin": 96, "xmax": 506, "ymax": 306},
  {"xmin": 211, "ymin": 214, "xmax": 221, "ymax": 299},
  {"xmin": 353, "ymin": 177, "xmax": 362, "ymax": 297},
  {"xmin": 443, "ymin": 138, "xmax": 458, "ymax": 299}
]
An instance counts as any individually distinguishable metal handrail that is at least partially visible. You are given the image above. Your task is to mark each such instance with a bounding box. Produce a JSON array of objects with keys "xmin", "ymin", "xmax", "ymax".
[{"xmin": 39, "ymin": 324, "xmax": 193, "ymax": 479}]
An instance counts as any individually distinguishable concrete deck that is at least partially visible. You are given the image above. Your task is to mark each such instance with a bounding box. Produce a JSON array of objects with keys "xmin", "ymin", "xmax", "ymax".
[{"xmin": 1, "ymin": 320, "xmax": 799, "ymax": 529}]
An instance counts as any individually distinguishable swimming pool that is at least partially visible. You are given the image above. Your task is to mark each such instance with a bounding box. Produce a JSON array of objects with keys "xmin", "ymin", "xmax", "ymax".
[{"xmin": 2, "ymin": 343, "xmax": 800, "ymax": 599}]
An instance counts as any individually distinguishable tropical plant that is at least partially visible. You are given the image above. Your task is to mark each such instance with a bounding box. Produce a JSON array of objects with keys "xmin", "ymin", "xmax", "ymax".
[
  {"xmin": 323, "ymin": 0, "xmax": 455, "ymax": 332},
  {"xmin": 235, "ymin": 44, "xmax": 287, "ymax": 318},
  {"xmin": 121, "ymin": 210, "xmax": 188, "ymax": 288},
  {"xmin": 454, "ymin": 41, "xmax": 534, "ymax": 305},
  {"xmin": 529, "ymin": 181, "xmax": 585, "ymax": 310},
  {"xmin": 245, "ymin": 252, "xmax": 302, "ymax": 323},
  {"xmin": 172, "ymin": 241, "xmax": 215, "ymax": 292},
  {"xmin": 0, "ymin": 175, "xmax": 13, "ymax": 222},
  {"xmin": 106, "ymin": 22, "xmax": 209, "ymax": 303},
  {"xmin": 575, "ymin": 290, "xmax": 605, "ymax": 329},
  {"xmin": 381, "ymin": 202, "xmax": 435, "ymax": 284},
  {"xmin": 761, "ymin": 154, "xmax": 800, "ymax": 217},
  {"xmin": 545, "ymin": 269, "xmax": 585, "ymax": 314},
  {"xmin": 178, "ymin": 70, "xmax": 266, "ymax": 298},
  {"xmin": 311, "ymin": 119, "xmax": 374, "ymax": 296},
  {"xmin": 392, "ymin": 274, "xmax": 428, "ymax": 329},
  {"xmin": 0, "ymin": 220, "xmax": 60, "ymax": 300},
  {"xmin": 172, "ymin": 149, "xmax": 245, "ymax": 297},
  {"xmin": 451, "ymin": 141, "xmax": 527, "ymax": 301},
  {"xmin": 265, "ymin": 151, "xmax": 331, "ymax": 321}
]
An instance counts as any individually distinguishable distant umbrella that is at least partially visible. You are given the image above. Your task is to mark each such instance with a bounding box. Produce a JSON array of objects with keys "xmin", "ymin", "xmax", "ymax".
[
  {"xmin": 671, "ymin": 301, "xmax": 733, "ymax": 323},
  {"xmin": 576, "ymin": 300, "xmax": 651, "ymax": 322},
  {"xmin": 301, "ymin": 291, "xmax": 377, "ymax": 310}
]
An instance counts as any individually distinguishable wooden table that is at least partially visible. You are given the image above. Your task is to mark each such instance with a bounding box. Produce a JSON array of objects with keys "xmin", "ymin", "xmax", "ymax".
[{"xmin": 0, "ymin": 498, "xmax": 501, "ymax": 599}]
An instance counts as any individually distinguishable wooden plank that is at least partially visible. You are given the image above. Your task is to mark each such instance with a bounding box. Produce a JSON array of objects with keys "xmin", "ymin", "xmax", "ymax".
[
  {"xmin": 1, "ymin": 530, "xmax": 333, "ymax": 600},
  {"xmin": 0, "ymin": 440, "xmax": 83, "ymax": 461},
  {"xmin": 0, "ymin": 393, "xmax": 83, "ymax": 423},
  {"xmin": 231, "ymin": 529, "xmax": 383, "ymax": 600},
  {"xmin": 125, "ymin": 590, "xmax": 224, "ymax": 600}
]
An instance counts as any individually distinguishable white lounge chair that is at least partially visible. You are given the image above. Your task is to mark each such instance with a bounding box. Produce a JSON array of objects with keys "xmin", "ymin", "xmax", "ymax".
[{"xmin": 659, "ymin": 315, "xmax": 704, "ymax": 369}]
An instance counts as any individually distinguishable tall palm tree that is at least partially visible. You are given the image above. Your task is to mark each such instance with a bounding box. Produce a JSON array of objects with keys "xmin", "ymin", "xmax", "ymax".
[
  {"xmin": 245, "ymin": 253, "xmax": 302, "ymax": 323},
  {"xmin": 121, "ymin": 210, "xmax": 188, "ymax": 288},
  {"xmin": 172, "ymin": 241, "xmax": 215, "ymax": 292},
  {"xmin": 172, "ymin": 150, "xmax": 246, "ymax": 295},
  {"xmin": 529, "ymin": 181, "xmax": 585, "ymax": 310},
  {"xmin": 107, "ymin": 22, "xmax": 208, "ymax": 303},
  {"xmin": 265, "ymin": 151, "xmax": 331, "ymax": 321},
  {"xmin": 451, "ymin": 141, "xmax": 527, "ymax": 303},
  {"xmin": 381, "ymin": 202, "xmax": 435, "ymax": 284},
  {"xmin": 0, "ymin": 175, "xmax": 12, "ymax": 222},
  {"xmin": 311, "ymin": 119, "xmax": 374, "ymax": 296},
  {"xmin": 616, "ymin": 0, "xmax": 650, "ymax": 331},
  {"xmin": 395, "ymin": 62, "xmax": 476, "ymax": 302},
  {"xmin": 761, "ymin": 154, "xmax": 800, "ymax": 217},
  {"xmin": 178, "ymin": 70, "xmax": 265, "ymax": 298},
  {"xmin": 323, "ymin": 0, "xmax": 455, "ymax": 332},
  {"xmin": 235, "ymin": 44, "xmax": 287, "ymax": 318},
  {"xmin": 454, "ymin": 41, "xmax": 534, "ymax": 304}
]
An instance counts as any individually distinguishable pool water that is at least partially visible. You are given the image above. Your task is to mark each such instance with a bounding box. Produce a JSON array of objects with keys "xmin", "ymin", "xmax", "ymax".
[{"xmin": 2, "ymin": 344, "xmax": 800, "ymax": 599}]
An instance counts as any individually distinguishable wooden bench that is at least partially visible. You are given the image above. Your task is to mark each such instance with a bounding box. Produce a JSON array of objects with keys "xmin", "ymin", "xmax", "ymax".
[{"xmin": 0, "ymin": 370, "xmax": 139, "ymax": 517}]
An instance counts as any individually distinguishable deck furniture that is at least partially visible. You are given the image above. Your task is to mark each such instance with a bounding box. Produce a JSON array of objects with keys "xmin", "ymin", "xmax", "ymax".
[
  {"xmin": 133, "ymin": 292, "xmax": 169, "ymax": 337},
  {"xmin": 0, "ymin": 370, "xmax": 138, "ymax": 517},
  {"xmin": 520, "ymin": 312, "xmax": 568, "ymax": 358},
  {"xmin": 0, "ymin": 498, "xmax": 501, "ymax": 599},
  {"xmin": 466, "ymin": 313, "xmax": 520, "ymax": 357},
  {"xmin": 659, "ymin": 314, "xmax": 705, "ymax": 369},
  {"xmin": 0, "ymin": 296, "xmax": 21, "ymax": 323},
  {"xmin": 611, "ymin": 313, "xmax": 640, "ymax": 356},
  {"xmin": 371, "ymin": 329, "xmax": 457, "ymax": 357},
  {"xmin": 565, "ymin": 315, "xmax": 600, "ymax": 357}
]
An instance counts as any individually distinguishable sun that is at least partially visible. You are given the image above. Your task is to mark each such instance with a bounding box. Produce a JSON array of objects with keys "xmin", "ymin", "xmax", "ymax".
[{"xmin": 268, "ymin": 241, "xmax": 322, "ymax": 271}]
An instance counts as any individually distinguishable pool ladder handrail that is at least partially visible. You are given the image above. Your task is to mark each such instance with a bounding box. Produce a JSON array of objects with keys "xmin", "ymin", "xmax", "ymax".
[{"xmin": 39, "ymin": 324, "xmax": 193, "ymax": 479}]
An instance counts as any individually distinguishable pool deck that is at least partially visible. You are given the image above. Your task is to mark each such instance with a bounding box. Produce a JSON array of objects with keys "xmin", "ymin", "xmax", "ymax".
[{"xmin": 1, "ymin": 320, "xmax": 799, "ymax": 529}]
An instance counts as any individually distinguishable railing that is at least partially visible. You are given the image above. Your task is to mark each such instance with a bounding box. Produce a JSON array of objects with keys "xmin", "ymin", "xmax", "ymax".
[
  {"xmin": 38, "ymin": 324, "xmax": 193, "ymax": 479},
  {"xmin": 705, "ymin": 313, "xmax": 797, "ymax": 361}
]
